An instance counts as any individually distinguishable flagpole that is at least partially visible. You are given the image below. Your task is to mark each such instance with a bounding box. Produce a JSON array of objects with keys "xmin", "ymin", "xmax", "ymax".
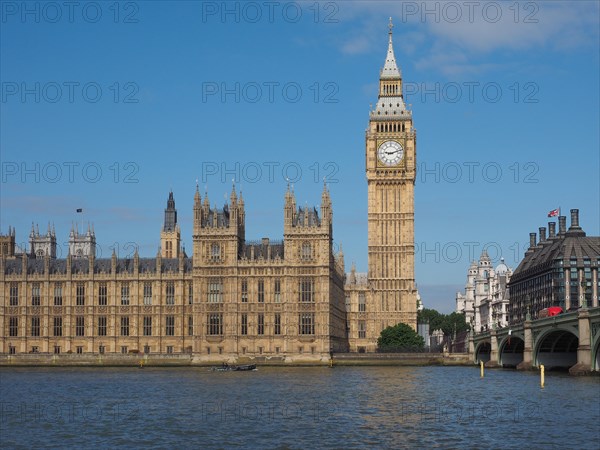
[{"xmin": 76, "ymin": 208, "xmax": 84, "ymax": 237}]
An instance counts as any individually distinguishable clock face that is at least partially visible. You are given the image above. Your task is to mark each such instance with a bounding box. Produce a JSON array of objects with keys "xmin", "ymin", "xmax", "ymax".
[{"xmin": 377, "ymin": 140, "xmax": 404, "ymax": 166}]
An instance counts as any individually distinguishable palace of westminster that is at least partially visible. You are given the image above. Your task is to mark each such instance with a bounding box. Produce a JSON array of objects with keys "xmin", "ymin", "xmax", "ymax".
[{"xmin": 0, "ymin": 22, "xmax": 418, "ymax": 360}]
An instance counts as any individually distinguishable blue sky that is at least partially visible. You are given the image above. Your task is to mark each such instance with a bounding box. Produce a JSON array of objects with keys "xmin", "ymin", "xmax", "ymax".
[{"xmin": 1, "ymin": 1, "xmax": 599, "ymax": 313}]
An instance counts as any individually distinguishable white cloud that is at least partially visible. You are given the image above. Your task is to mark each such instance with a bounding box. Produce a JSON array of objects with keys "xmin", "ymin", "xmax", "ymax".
[
  {"xmin": 333, "ymin": 1, "xmax": 599, "ymax": 75},
  {"xmin": 341, "ymin": 35, "xmax": 373, "ymax": 55},
  {"xmin": 396, "ymin": 31, "xmax": 427, "ymax": 56},
  {"xmin": 413, "ymin": 44, "xmax": 504, "ymax": 76},
  {"xmin": 426, "ymin": 1, "xmax": 598, "ymax": 53}
]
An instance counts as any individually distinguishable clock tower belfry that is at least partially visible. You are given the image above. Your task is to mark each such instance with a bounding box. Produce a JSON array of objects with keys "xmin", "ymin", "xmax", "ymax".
[{"xmin": 366, "ymin": 18, "xmax": 417, "ymax": 335}]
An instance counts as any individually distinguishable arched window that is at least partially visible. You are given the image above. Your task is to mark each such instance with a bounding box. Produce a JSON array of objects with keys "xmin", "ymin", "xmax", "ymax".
[
  {"xmin": 301, "ymin": 242, "xmax": 312, "ymax": 261},
  {"xmin": 211, "ymin": 243, "xmax": 221, "ymax": 261}
]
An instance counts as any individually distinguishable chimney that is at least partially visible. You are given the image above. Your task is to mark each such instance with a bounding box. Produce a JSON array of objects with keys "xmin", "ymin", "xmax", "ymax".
[
  {"xmin": 262, "ymin": 237, "xmax": 269, "ymax": 246},
  {"xmin": 567, "ymin": 208, "xmax": 585, "ymax": 236},
  {"xmin": 558, "ymin": 216, "xmax": 567, "ymax": 236},
  {"xmin": 570, "ymin": 209, "xmax": 581, "ymax": 229},
  {"xmin": 529, "ymin": 232, "xmax": 537, "ymax": 249},
  {"xmin": 538, "ymin": 227, "xmax": 546, "ymax": 243},
  {"xmin": 548, "ymin": 222, "xmax": 556, "ymax": 239}
]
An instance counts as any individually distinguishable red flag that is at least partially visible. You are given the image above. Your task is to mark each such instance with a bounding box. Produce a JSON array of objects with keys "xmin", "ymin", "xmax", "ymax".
[{"xmin": 547, "ymin": 208, "xmax": 559, "ymax": 217}]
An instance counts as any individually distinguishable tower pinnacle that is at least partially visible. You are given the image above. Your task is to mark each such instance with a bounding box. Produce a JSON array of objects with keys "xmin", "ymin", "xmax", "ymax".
[
  {"xmin": 372, "ymin": 18, "xmax": 408, "ymax": 119},
  {"xmin": 161, "ymin": 190, "xmax": 180, "ymax": 258},
  {"xmin": 381, "ymin": 17, "xmax": 401, "ymax": 80},
  {"xmin": 163, "ymin": 191, "xmax": 177, "ymax": 232}
]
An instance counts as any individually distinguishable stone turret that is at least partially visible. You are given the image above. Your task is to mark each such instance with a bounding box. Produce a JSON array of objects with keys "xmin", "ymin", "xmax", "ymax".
[
  {"xmin": 161, "ymin": 190, "xmax": 180, "ymax": 258},
  {"xmin": 29, "ymin": 222, "xmax": 57, "ymax": 259},
  {"xmin": 283, "ymin": 182, "xmax": 296, "ymax": 232},
  {"xmin": 69, "ymin": 222, "xmax": 96, "ymax": 258},
  {"xmin": 0, "ymin": 226, "xmax": 16, "ymax": 258}
]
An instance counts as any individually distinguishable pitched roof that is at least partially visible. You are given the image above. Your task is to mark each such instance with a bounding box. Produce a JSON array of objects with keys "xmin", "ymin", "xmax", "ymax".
[
  {"xmin": 242, "ymin": 241, "xmax": 284, "ymax": 260},
  {"xmin": 510, "ymin": 233, "xmax": 600, "ymax": 282}
]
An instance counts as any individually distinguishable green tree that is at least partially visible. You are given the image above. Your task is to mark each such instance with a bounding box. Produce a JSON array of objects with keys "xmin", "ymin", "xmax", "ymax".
[
  {"xmin": 418, "ymin": 308, "xmax": 470, "ymax": 337},
  {"xmin": 417, "ymin": 308, "xmax": 444, "ymax": 334},
  {"xmin": 377, "ymin": 323, "xmax": 425, "ymax": 351},
  {"xmin": 441, "ymin": 312, "xmax": 470, "ymax": 337}
]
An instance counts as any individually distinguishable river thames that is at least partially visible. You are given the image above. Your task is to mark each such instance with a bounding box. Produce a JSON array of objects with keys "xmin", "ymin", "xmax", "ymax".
[{"xmin": 0, "ymin": 366, "xmax": 598, "ymax": 449}]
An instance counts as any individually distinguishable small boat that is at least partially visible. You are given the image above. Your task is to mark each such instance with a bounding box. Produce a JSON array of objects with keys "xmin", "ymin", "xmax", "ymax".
[{"xmin": 234, "ymin": 364, "xmax": 256, "ymax": 371}]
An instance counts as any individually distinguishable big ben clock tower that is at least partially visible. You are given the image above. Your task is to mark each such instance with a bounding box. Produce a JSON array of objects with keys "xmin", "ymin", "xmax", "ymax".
[{"xmin": 366, "ymin": 18, "xmax": 417, "ymax": 336}]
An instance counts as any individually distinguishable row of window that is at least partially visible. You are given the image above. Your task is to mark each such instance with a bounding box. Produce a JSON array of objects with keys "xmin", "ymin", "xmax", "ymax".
[
  {"xmin": 240, "ymin": 313, "xmax": 282, "ymax": 335},
  {"xmin": 164, "ymin": 240, "xmax": 175, "ymax": 258},
  {"xmin": 345, "ymin": 293, "xmax": 367, "ymax": 312},
  {"xmin": 7, "ymin": 282, "xmax": 192, "ymax": 306},
  {"xmin": 7, "ymin": 316, "xmax": 185, "ymax": 337},
  {"xmin": 381, "ymin": 83, "xmax": 400, "ymax": 96},
  {"xmin": 6, "ymin": 313, "xmax": 317, "ymax": 337},
  {"xmin": 8, "ymin": 344, "xmax": 320, "ymax": 356},
  {"xmin": 210, "ymin": 313, "xmax": 314, "ymax": 336},
  {"xmin": 557, "ymin": 258, "xmax": 600, "ymax": 268},
  {"xmin": 208, "ymin": 278, "xmax": 313, "ymax": 303},
  {"xmin": 345, "ymin": 320, "xmax": 367, "ymax": 339},
  {"xmin": 9, "ymin": 278, "xmax": 315, "ymax": 306},
  {"xmin": 6, "ymin": 279, "xmax": 316, "ymax": 306},
  {"xmin": 376, "ymin": 121, "xmax": 407, "ymax": 133},
  {"xmin": 7, "ymin": 345, "xmax": 177, "ymax": 355},
  {"xmin": 240, "ymin": 279, "xmax": 281, "ymax": 303},
  {"xmin": 210, "ymin": 243, "xmax": 313, "ymax": 261}
]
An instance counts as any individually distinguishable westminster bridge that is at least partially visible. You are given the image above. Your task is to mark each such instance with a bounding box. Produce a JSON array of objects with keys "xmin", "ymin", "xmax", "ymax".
[{"xmin": 470, "ymin": 306, "xmax": 600, "ymax": 375}]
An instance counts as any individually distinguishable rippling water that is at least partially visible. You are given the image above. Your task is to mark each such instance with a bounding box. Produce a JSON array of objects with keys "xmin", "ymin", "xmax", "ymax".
[{"xmin": 0, "ymin": 366, "xmax": 598, "ymax": 449}]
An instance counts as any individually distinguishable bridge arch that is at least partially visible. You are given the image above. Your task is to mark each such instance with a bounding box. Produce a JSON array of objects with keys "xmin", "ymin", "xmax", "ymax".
[
  {"xmin": 534, "ymin": 327, "xmax": 579, "ymax": 370},
  {"xmin": 474, "ymin": 341, "xmax": 491, "ymax": 364},
  {"xmin": 498, "ymin": 334, "xmax": 524, "ymax": 368},
  {"xmin": 592, "ymin": 332, "xmax": 600, "ymax": 372}
]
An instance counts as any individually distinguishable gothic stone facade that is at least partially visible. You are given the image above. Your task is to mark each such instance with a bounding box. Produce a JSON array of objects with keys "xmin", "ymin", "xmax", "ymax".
[{"xmin": 0, "ymin": 185, "xmax": 348, "ymax": 361}]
